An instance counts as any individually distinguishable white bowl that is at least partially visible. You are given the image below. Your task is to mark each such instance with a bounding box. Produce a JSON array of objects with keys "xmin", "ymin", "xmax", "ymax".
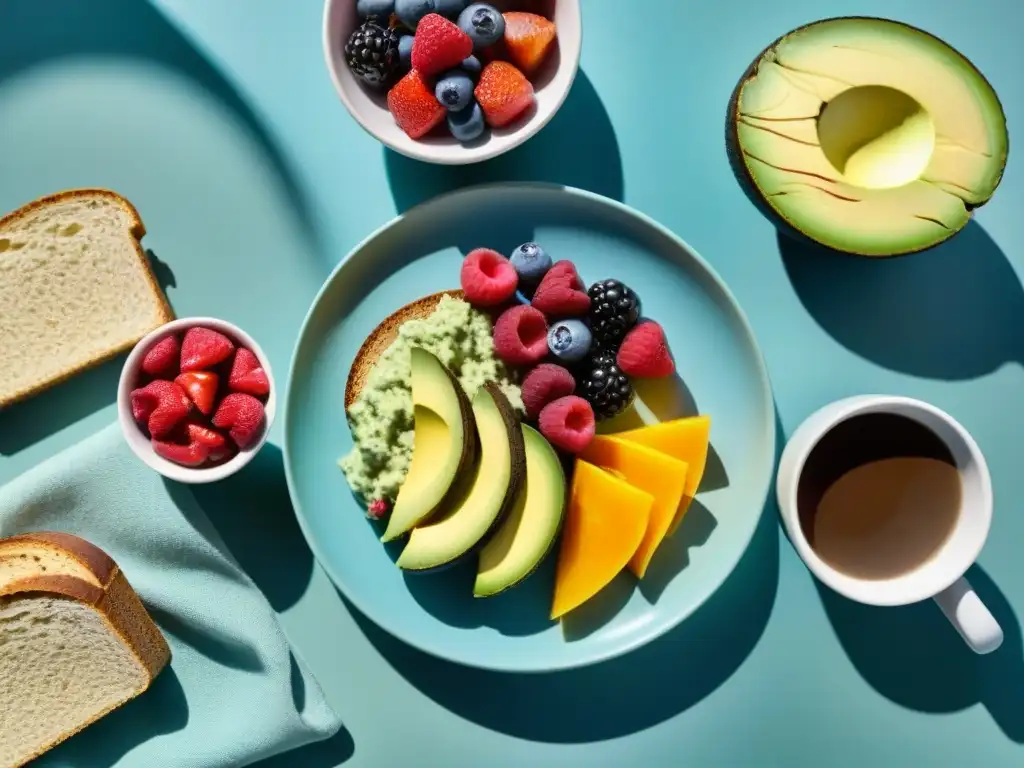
[
  {"xmin": 323, "ymin": 0, "xmax": 582, "ymax": 165},
  {"xmin": 117, "ymin": 317, "xmax": 277, "ymax": 484}
]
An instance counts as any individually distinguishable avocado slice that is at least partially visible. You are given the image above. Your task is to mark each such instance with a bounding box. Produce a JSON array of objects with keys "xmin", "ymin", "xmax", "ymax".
[
  {"xmin": 728, "ymin": 17, "xmax": 1008, "ymax": 257},
  {"xmin": 381, "ymin": 348, "xmax": 475, "ymax": 543},
  {"xmin": 397, "ymin": 382, "xmax": 526, "ymax": 572},
  {"xmin": 474, "ymin": 425, "xmax": 567, "ymax": 598}
]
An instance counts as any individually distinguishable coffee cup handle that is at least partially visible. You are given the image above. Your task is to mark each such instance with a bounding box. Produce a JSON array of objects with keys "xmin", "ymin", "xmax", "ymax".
[{"xmin": 933, "ymin": 576, "xmax": 1003, "ymax": 654}]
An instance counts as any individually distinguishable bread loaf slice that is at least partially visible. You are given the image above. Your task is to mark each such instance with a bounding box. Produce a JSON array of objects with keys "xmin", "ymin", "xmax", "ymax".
[
  {"xmin": 0, "ymin": 532, "xmax": 171, "ymax": 768},
  {"xmin": 345, "ymin": 289, "xmax": 464, "ymax": 409},
  {"xmin": 0, "ymin": 190, "xmax": 175, "ymax": 409}
]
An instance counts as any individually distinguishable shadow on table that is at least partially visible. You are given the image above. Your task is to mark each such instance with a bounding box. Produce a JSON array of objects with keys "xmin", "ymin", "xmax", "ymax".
[
  {"xmin": 778, "ymin": 221, "xmax": 1024, "ymax": 380},
  {"xmin": 816, "ymin": 564, "xmax": 1024, "ymax": 742},
  {"xmin": 384, "ymin": 69, "xmax": 623, "ymax": 214},
  {"xmin": 165, "ymin": 444, "xmax": 315, "ymax": 612},
  {"xmin": 42, "ymin": 667, "xmax": 189, "ymax": 766},
  {"xmin": 348, "ymin": 413, "xmax": 783, "ymax": 743},
  {"xmin": 0, "ymin": 0, "xmax": 317, "ymax": 457}
]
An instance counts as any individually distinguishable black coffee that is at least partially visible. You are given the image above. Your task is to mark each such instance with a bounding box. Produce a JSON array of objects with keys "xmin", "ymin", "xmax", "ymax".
[{"xmin": 797, "ymin": 413, "xmax": 961, "ymax": 580}]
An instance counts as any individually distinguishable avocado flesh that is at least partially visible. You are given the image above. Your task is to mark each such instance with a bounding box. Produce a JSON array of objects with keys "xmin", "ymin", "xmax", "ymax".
[
  {"xmin": 397, "ymin": 382, "xmax": 526, "ymax": 571},
  {"xmin": 733, "ymin": 17, "xmax": 1008, "ymax": 256},
  {"xmin": 382, "ymin": 348, "xmax": 475, "ymax": 543},
  {"xmin": 474, "ymin": 425, "xmax": 566, "ymax": 598}
]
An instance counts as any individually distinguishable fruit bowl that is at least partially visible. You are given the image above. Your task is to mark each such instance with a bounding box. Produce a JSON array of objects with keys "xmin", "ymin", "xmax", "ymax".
[
  {"xmin": 117, "ymin": 317, "xmax": 277, "ymax": 484},
  {"xmin": 323, "ymin": 0, "xmax": 582, "ymax": 165}
]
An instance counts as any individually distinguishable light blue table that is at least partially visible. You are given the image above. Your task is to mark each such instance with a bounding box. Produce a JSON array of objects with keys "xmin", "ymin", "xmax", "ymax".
[{"xmin": 1, "ymin": 0, "xmax": 1022, "ymax": 764}]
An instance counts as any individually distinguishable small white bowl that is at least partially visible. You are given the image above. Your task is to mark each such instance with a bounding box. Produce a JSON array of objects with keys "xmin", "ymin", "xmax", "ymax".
[
  {"xmin": 323, "ymin": 0, "xmax": 582, "ymax": 165},
  {"xmin": 117, "ymin": 317, "xmax": 277, "ymax": 484}
]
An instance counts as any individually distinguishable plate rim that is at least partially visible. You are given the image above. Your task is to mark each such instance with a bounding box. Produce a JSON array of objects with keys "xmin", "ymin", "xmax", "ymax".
[{"xmin": 283, "ymin": 182, "xmax": 776, "ymax": 672}]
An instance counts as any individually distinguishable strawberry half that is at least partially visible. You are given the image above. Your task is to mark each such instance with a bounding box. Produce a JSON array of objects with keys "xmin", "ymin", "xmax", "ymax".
[
  {"xmin": 130, "ymin": 380, "xmax": 192, "ymax": 439},
  {"xmin": 152, "ymin": 438, "xmax": 209, "ymax": 468},
  {"xmin": 212, "ymin": 393, "xmax": 266, "ymax": 449},
  {"xmin": 228, "ymin": 348, "xmax": 271, "ymax": 397},
  {"xmin": 175, "ymin": 371, "xmax": 219, "ymax": 416},
  {"xmin": 180, "ymin": 327, "xmax": 235, "ymax": 373}
]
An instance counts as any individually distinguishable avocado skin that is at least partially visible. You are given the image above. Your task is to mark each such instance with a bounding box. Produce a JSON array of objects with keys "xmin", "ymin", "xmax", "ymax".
[
  {"xmin": 724, "ymin": 15, "xmax": 1010, "ymax": 259},
  {"xmin": 402, "ymin": 381, "xmax": 527, "ymax": 574}
]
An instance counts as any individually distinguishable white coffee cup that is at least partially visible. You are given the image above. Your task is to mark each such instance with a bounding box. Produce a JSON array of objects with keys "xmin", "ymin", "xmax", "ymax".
[{"xmin": 777, "ymin": 395, "xmax": 1003, "ymax": 654}]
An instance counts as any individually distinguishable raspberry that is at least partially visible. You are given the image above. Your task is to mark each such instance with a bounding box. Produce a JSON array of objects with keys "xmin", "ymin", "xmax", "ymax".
[
  {"xmin": 492, "ymin": 305, "xmax": 548, "ymax": 366},
  {"xmin": 174, "ymin": 371, "xmax": 219, "ymax": 416},
  {"xmin": 460, "ymin": 248, "xmax": 518, "ymax": 307},
  {"xmin": 474, "ymin": 61, "xmax": 534, "ymax": 128},
  {"xmin": 387, "ymin": 69, "xmax": 447, "ymax": 139},
  {"xmin": 617, "ymin": 322, "xmax": 676, "ymax": 378},
  {"xmin": 212, "ymin": 392, "xmax": 266, "ymax": 449},
  {"xmin": 130, "ymin": 380, "xmax": 192, "ymax": 439},
  {"xmin": 411, "ymin": 14, "xmax": 474, "ymax": 76},
  {"xmin": 521, "ymin": 363, "xmax": 575, "ymax": 420},
  {"xmin": 180, "ymin": 327, "xmax": 235, "ymax": 373},
  {"xmin": 368, "ymin": 499, "xmax": 390, "ymax": 520},
  {"xmin": 229, "ymin": 348, "xmax": 271, "ymax": 397},
  {"xmin": 538, "ymin": 396, "xmax": 596, "ymax": 454},
  {"xmin": 530, "ymin": 260, "xmax": 590, "ymax": 317},
  {"xmin": 141, "ymin": 335, "xmax": 180, "ymax": 378},
  {"xmin": 502, "ymin": 12, "xmax": 557, "ymax": 76}
]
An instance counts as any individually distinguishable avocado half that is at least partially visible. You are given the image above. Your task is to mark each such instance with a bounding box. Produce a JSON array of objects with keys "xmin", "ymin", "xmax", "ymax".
[{"xmin": 727, "ymin": 17, "xmax": 1009, "ymax": 257}]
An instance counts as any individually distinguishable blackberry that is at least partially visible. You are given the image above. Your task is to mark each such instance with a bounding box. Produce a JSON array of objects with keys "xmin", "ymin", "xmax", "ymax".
[
  {"xmin": 587, "ymin": 279, "xmax": 641, "ymax": 349},
  {"xmin": 577, "ymin": 353, "xmax": 634, "ymax": 420},
  {"xmin": 344, "ymin": 18, "xmax": 401, "ymax": 89}
]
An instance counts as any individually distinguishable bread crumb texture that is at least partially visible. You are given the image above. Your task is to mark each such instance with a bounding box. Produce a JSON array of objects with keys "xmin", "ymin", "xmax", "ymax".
[
  {"xmin": 0, "ymin": 596, "xmax": 148, "ymax": 768},
  {"xmin": 0, "ymin": 193, "xmax": 167, "ymax": 403}
]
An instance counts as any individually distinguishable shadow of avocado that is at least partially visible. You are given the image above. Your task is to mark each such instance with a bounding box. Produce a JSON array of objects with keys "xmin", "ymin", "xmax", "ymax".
[
  {"xmin": 43, "ymin": 666, "xmax": 189, "ymax": 765},
  {"xmin": 384, "ymin": 69, "xmax": 623, "ymax": 214},
  {"xmin": 347, "ymin": 413, "xmax": 784, "ymax": 743},
  {"xmin": 0, "ymin": 0, "xmax": 318, "ymax": 458},
  {"xmin": 814, "ymin": 564, "xmax": 1024, "ymax": 742},
  {"xmin": 778, "ymin": 221, "xmax": 1024, "ymax": 380}
]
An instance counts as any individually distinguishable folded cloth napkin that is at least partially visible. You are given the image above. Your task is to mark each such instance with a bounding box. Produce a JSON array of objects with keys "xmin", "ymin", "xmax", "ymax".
[{"xmin": 0, "ymin": 424, "xmax": 342, "ymax": 768}]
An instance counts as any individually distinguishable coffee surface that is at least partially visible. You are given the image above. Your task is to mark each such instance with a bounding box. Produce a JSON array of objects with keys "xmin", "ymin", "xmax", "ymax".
[{"xmin": 798, "ymin": 413, "xmax": 961, "ymax": 580}]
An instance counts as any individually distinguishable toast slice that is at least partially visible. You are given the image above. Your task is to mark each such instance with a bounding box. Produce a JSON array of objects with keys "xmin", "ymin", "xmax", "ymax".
[
  {"xmin": 0, "ymin": 532, "xmax": 171, "ymax": 768},
  {"xmin": 345, "ymin": 289, "xmax": 464, "ymax": 409},
  {"xmin": 0, "ymin": 190, "xmax": 175, "ymax": 409}
]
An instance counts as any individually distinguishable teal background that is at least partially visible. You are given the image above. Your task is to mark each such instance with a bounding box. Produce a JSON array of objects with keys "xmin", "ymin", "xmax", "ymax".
[{"xmin": 0, "ymin": 0, "xmax": 1021, "ymax": 765}]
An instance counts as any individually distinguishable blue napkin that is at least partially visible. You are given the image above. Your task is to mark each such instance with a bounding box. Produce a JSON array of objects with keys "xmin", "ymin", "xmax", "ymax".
[{"xmin": 0, "ymin": 424, "xmax": 342, "ymax": 767}]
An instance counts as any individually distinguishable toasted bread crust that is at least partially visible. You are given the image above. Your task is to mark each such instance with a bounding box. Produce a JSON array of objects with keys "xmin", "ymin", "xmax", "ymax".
[
  {"xmin": 0, "ymin": 189, "xmax": 176, "ymax": 410},
  {"xmin": 344, "ymin": 289, "xmax": 464, "ymax": 409},
  {"xmin": 0, "ymin": 534, "xmax": 172, "ymax": 766}
]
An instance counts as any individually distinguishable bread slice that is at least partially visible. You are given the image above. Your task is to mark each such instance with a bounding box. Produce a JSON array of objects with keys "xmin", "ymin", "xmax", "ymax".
[
  {"xmin": 345, "ymin": 289, "xmax": 464, "ymax": 409},
  {"xmin": 0, "ymin": 189, "xmax": 175, "ymax": 409},
  {"xmin": 0, "ymin": 532, "xmax": 171, "ymax": 768}
]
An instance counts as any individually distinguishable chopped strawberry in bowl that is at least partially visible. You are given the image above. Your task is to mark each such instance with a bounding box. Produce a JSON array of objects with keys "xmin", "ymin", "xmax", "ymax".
[{"xmin": 117, "ymin": 317, "xmax": 276, "ymax": 483}]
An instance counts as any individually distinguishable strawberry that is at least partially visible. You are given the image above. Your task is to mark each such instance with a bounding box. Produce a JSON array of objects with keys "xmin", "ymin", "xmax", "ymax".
[
  {"xmin": 186, "ymin": 421, "xmax": 227, "ymax": 452},
  {"xmin": 530, "ymin": 260, "xmax": 590, "ymax": 317},
  {"xmin": 617, "ymin": 322, "xmax": 676, "ymax": 378},
  {"xmin": 411, "ymin": 14, "xmax": 474, "ymax": 76},
  {"xmin": 175, "ymin": 371, "xmax": 219, "ymax": 415},
  {"xmin": 141, "ymin": 335, "xmax": 181, "ymax": 378},
  {"xmin": 492, "ymin": 305, "xmax": 548, "ymax": 366},
  {"xmin": 460, "ymin": 248, "xmax": 519, "ymax": 307},
  {"xmin": 228, "ymin": 348, "xmax": 271, "ymax": 397},
  {"xmin": 538, "ymin": 396, "xmax": 595, "ymax": 454},
  {"xmin": 502, "ymin": 12, "xmax": 557, "ymax": 75},
  {"xmin": 180, "ymin": 327, "xmax": 235, "ymax": 373},
  {"xmin": 152, "ymin": 438, "xmax": 209, "ymax": 468},
  {"xmin": 212, "ymin": 393, "xmax": 266, "ymax": 449},
  {"xmin": 130, "ymin": 380, "xmax": 192, "ymax": 439},
  {"xmin": 521, "ymin": 363, "xmax": 575, "ymax": 420},
  {"xmin": 387, "ymin": 69, "xmax": 447, "ymax": 139},
  {"xmin": 474, "ymin": 61, "xmax": 534, "ymax": 128}
]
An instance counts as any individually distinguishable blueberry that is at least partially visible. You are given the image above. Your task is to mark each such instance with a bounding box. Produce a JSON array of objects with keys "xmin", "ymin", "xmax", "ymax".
[
  {"xmin": 398, "ymin": 34, "xmax": 415, "ymax": 69},
  {"xmin": 457, "ymin": 3, "xmax": 504, "ymax": 48},
  {"xmin": 357, "ymin": 0, "xmax": 396, "ymax": 19},
  {"xmin": 435, "ymin": 71, "xmax": 474, "ymax": 112},
  {"xmin": 395, "ymin": 0, "xmax": 434, "ymax": 28},
  {"xmin": 547, "ymin": 320, "xmax": 593, "ymax": 363},
  {"xmin": 509, "ymin": 242, "xmax": 552, "ymax": 284},
  {"xmin": 461, "ymin": 54, "xmax": 482, "ymax": 80},
  {"xmin": 435, "ymin": 0, "xmax": 469, "ymax": 17},
  {"xmin": 448, "ymin": 101, "xmax": 486, "ymax": 142}
]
